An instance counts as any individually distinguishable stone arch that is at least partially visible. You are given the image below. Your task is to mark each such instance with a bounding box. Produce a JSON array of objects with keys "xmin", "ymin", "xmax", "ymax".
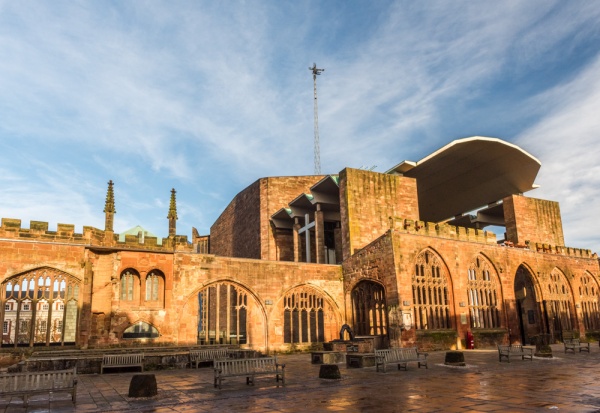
[
  {"xmin": 350, "ymin": 279, "xmax": 388, "ymax": 336},
  {"xmin": 143, "ymin": 268, "xmax": 165, "ymax": 307},
  {"xmin": 119, "ymin": 268, "xmax": 141, "ymax": 305},
  {"xmin": 273, "ymin": 283, "xmax": 341, "ymax": 350},
  {"xmin": 514, "ymin": 263, "xmax": 544, "ymax": 344},
  {"xmin": 411, "ymin": 248, "xmax": 454, "ymax": 330},
  {"xmin": 466, "ymin": 253, "xmax": 503, "ymax": 329},
  {"xmin": 122, "ymin": 320, "xmax": 160, "ymax": 339},
  {"xmin": 1, "ymin": 267, "xmax": 81, "ymax": 347},
  {"xmin": 542, "ymin": 267, "xmax": 576, "ymax": 338},
  {"xmin": 579, "ymin": 271, "xmax": 600, "ymax": 331},
  {"xmin": 179, "ymin": 280, "xmax": 267, "ymax": 351}
]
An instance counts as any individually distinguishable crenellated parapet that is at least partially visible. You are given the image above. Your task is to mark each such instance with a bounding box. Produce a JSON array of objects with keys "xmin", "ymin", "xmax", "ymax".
[
  {"xmin": 529, "ymin": 241, "xmax": 594, "ymax": 258},
  {"xmin": 387, "ymin": 216, "xmax": 595, "ymax": 258},
  {"xmin": 389, "ymin": 217, "xmax": 497, "ymax": 245},
  {"xmin": 0, "ymin": 217, "xmax": 193, "ymax": 252}
]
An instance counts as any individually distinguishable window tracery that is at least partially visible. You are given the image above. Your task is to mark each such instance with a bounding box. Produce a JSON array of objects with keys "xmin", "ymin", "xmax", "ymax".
[
  {"xmin": 467, "ymin": 256, "xmax": 501, "ymax": 329},
  {"xmin": 351, "ymin": 280, "xmax": 387, "ymax": 336},
  {"xmin": 120, "ymin": 269, "xmax": 139, "ymax": 302},
  {"xmin": 283, "ymin": 286, "xmax": 325, "ymax": 344},
  {"xmin": 579, "ymin": 272, "xmax": 600, "ymax": 330},
  {"xmin": 412, "ymin": 250, "xmax": 451, "ymax": 330},
  {"xmin": 198, "ymin": 282, "xmax": 247, "ymax": 345},
  {"xmin": 145, "ymin": 270, "xmax": 164, "ymax": 303},
  {"xmin": 1, "ymin": 268, "xmax": 79, "ymax": 347},
  {"xmin": 546, "ymin": 269, "xmax": 573, "ymax": 332}
]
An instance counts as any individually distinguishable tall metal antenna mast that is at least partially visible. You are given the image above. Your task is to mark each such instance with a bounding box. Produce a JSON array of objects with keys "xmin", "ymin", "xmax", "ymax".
[{"xmin": 309, "ymin": 63, "xmax": 324, "ymax": 175}]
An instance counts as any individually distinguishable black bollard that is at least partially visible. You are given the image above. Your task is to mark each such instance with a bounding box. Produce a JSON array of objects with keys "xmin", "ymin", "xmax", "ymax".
[{"xmin": 128, "ymin": 374, "xmax": 158, "ymax": 397}]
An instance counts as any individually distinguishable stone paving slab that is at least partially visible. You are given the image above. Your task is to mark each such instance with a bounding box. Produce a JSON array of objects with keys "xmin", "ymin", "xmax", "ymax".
[{"xmin": 1, "ymin": 344, "xmax": 600, "ymax": 412}]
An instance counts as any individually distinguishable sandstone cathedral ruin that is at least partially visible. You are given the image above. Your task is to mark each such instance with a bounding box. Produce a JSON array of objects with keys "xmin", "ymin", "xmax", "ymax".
[{"xmin": 1, "ymin": 137, "xmax": 598, "ymax": 352}]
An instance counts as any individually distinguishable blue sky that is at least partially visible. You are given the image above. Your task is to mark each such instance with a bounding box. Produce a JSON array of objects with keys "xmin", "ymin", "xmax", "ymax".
[{"xmin": 1, "ymin": 1, "xmax": 599, "ymax": 253}]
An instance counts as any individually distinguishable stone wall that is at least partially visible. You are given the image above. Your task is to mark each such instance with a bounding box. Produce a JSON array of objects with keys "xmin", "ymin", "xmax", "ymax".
[
  {"xmin": 261, "ymin": 176, "xmax": 325, "ymax": 261},
  {"xmin": 342, "ymin": 227, "xmax": 599, "ymax": 350},
  {"xmin": 0, "ymin": 218, "xmax": 192, "ymax": 252},
  {"xmin": 210, "ymin": 175, "xmax": 324, "ymax": 261},
  {"xmin": 339, "ymin": 168, "xmax": 419, "ymax": 261},
  {"xmin": 504, "ymin": 194, "xmax": 565, "ymax": 247},
  {"xmin": 209, "ymin": 180, "xmax": 262, "ymax": 259}
]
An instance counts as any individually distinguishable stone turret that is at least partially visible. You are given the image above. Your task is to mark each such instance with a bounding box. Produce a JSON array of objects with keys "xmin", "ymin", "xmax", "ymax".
[
  {"xmin": 167, "ymin": 188, "xmax": 178, "ymax": 237},
  {"xmin": 104, "ymin": 180, "xmax": 116, "ymax": 232}
]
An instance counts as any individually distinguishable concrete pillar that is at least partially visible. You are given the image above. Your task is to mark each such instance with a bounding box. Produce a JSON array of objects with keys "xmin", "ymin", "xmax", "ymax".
[
  {"xmin": 293, "ymin": 218, "xmax": 301, "ymax": 263},
  {"xmin": 315, "ymin": 204, "xmax": 325, "ymax": 264}
]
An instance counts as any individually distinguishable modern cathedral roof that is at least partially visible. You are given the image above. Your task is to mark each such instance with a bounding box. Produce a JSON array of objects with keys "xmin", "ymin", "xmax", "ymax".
[
  {"xmin": 386, "ymin": 136, "xmax": 541, "ymax": 223},
  {"xmin": 271, "ymin": 136, "xmax": 541, "ymax": 230}
]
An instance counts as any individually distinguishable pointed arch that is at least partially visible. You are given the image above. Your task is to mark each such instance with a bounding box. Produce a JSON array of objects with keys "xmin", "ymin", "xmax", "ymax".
[
  {"xmin": 579, "ymin": 271, "xmax": 600, "ymax": 331},
  {"xmin": 411, "ymin": 248, "xmax": 453, "ymax": 330},
  {"xmin": 122, "ymin": 320, "xmax": 160, "ymax": 339},
  {"xmin": 514, "ymin": 263, "xmax": 542, "ymax": 344},
  {"xmin": 195, "ymin": 280, "xmax": 264, "ymax": 347},
  {"xmin": 544, "ymin": 268, "xmax": 575, "ymax": 335},
  {"xmin": 280, "ymin": 284, "xmax": 333, "ymax": 344},
  {"xmin": 120, "ymin": 268, "xmax": 140, "ymax": 304},
  {"xmin": 1, "ymin": 267, "xmax": 80, "ymax": 347},
  {"xmin": 466, "ymin": 253, "xmax": 502, "ymax": 329},
  {"xmin": 350, "ymin": 279, "xmax": 387, "ymax": 336},
  {"xmin": 144, "ymin": 269, "xmax": 165, "ymax": 307}
]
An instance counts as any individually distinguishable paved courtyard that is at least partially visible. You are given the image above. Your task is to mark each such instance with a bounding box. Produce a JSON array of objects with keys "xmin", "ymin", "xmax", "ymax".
[{"xmin": 1, "ymin": 343, "xmax": 600, "ymax": 412}]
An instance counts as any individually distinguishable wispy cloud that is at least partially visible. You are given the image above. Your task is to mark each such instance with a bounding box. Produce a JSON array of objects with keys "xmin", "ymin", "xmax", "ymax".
[
  {"xmin": 0, "ymin": 1, "xmax": 599, "ymax": 252},
  {"xmin": 516, "ymin": 54, "xmax": 600, "ymax": 252}
]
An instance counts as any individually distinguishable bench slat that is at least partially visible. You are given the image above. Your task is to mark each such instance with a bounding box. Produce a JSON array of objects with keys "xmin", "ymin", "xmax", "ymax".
[
  {"xmin": 0, "ymin": 368, "xmax": 77, "ymax": 407},
  {"xmin": 101, "ymin": 353, "xmax": 144, "ymax": 373},
  {"xmin": 213, "ymin": 357, "xmax": 285, "ymax": 389},
  {"xmin": 498, "ymin": 345, "xmax": 533, "ymax": 362},
  {"xmin": 375, "ymin": 347, "xmax": 428, "ymax": 373}
]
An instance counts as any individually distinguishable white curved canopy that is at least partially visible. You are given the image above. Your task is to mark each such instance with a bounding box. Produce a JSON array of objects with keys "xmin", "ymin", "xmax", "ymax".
[{"xmin": 386, "ymin": 137, "xmax": 541, "ymax": 223}]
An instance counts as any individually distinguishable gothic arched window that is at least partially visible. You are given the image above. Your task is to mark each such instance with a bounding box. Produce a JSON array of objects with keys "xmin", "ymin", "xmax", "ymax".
[
  {"xmin": 120, "ymin": 269, "xmax": 140, "ymax": 302},
  {"xmin": 351, "ymin": 281, "xmax": 387, "ymax": 336},
  {"xmin": 145, "ymin": 270, "xmax": 165, "ymax": 304},
  {"xmin": 1, "ymin": 268, "xmax": 79, "ymax": 347},
  {"xmin": 467, "ymin": 256, "xmax": 501, "ymax": 329},
  {"xmin": 412, "ymin": 250, "xmax": 452, "ymax": 330},
  {"xmin": 546, "ymin": 269, "xmax": 574, "ymax": 332},
  {"xmin": 579, "ymin": 272, "xmax": 600, "ymax": 331},
  {"xmin": 198, "ymin": 282, "xmax": 247, "ymax": 345},
  {"xmin": 283, "ymin": 286, "xmax": 325, "ymax": 344}
]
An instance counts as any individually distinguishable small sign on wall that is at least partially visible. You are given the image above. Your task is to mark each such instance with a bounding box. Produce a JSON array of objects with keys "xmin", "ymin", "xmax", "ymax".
[
  {"xmin": 460, "ymin": 313, "xmax": 467, "ymax": 325},
  {"xmin": 402, "ymin": 311, "xmax": 412, "ymax": 330}
]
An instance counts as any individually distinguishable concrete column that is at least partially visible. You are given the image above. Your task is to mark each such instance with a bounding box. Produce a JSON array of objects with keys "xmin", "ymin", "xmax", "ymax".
[
  {"xmin": 315, "ymin": 204, "xmax": 325, "ymax": 264},
  {"xmin": 293, "ymin": 218, "xmax": 301, "ymax": 263}
]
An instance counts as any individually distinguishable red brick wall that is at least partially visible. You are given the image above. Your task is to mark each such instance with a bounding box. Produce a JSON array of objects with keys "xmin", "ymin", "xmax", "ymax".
[
  {"xmin": 504, "ymin": 195, "xmax": 565, "ymax": 247},
  {"xmin": 339, "ymin": 168, "xmax": 419, "ymax": 261}
]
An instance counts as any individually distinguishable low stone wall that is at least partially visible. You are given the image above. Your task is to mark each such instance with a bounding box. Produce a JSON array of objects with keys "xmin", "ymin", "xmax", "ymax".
[{"xmin": 6, "ymin": 346, "xmax": 258, "ymax": 374}]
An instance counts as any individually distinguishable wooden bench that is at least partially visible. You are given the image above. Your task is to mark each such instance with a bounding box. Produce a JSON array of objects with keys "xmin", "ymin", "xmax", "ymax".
[
  {"xmin": 564, "ymin": 339, "xmax": 590, "ymax": 353},
  {"xmin": 213, "ymin": 357, "xmax": 285, "ymax": 389},
  {"xmin": 562, "ymin": 331, "xmax": 590, "ymax": 353},
  {"xmin": 189, "ymin": 348, "xmax": 233, "ymax": 368},
  {"xmin": 375, "ymin": 347, "xmax": 428, "ymax": 372},
  {"xmin": 0, "ymin": 368, "xmax": 77, "ymax": 407},
  {"xmin": 498, "ymin": 344, "xmax": 533, "ymax": 362},
  {"xmin": 101, "ymin": 353, "xmax": 144, "ymax": 373}
]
